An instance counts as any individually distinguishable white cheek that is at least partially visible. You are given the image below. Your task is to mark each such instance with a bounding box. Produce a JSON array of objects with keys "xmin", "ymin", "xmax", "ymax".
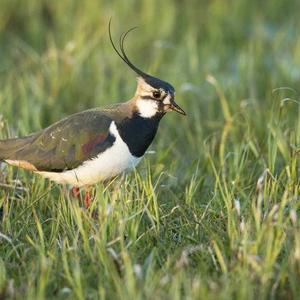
[
  {"xmin": 136, "ymin": 99, "xmax": 158, "ymax": 118},
  {"xmin": 163, "ymin": 94, "xmax": 171, "ymax": 105}
]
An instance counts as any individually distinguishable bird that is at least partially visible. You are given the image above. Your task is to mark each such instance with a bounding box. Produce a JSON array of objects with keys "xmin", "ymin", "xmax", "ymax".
[{"xmin": 0, "ymin": 23, "xmax": 186, "ymax": 207}]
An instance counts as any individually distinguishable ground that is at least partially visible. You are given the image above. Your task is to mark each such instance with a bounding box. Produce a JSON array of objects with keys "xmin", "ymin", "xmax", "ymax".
[{"xmin": 0, "ymin": 0, "xmax": 300, "ymax": 299}]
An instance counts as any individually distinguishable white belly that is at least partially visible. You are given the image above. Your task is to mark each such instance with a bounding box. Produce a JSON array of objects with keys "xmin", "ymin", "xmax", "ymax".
[{"xmin": 37, "ymin": 122, "xmax": 142, "ymax": 187}]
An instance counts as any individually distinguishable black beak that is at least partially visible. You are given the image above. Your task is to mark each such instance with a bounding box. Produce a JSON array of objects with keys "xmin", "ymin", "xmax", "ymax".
[{"xmin": 170, "ymin": 100, "xmax": 186, "ymax": 115}]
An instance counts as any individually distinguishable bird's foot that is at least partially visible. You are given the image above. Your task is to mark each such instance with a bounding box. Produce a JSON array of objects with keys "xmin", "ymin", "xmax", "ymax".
[{"xmin": 70, "ymin": 186, "xmax": 93, "ymax": 210}]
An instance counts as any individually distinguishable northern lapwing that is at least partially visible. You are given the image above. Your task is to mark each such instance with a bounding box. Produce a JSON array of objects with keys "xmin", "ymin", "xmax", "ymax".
[{"xmin": 0, "ymin": 23, "xmax": 186, "ymax": 206}]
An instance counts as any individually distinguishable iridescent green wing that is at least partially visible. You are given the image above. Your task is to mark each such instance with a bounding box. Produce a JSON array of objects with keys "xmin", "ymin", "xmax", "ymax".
[{"xmin": 7, "ymin": 108, "xmax": 114, "ymax": 172}]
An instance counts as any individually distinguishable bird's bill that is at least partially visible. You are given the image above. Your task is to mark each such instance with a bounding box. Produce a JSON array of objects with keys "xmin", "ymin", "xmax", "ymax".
[{"xmin": 169, "ymin": 101, "xmax": 186, "ymax": 115}]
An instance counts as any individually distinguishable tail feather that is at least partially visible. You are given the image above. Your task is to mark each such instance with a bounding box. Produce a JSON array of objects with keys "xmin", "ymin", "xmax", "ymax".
[{"xmin": 0, "ymin": 135, "xmax": 36, "ymax": 160}]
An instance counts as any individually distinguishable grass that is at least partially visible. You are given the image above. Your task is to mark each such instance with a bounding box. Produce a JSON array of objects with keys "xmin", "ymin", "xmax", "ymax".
[{"xmin": 0, "ymin": 0, "xmax": 300, "ymax": 299}]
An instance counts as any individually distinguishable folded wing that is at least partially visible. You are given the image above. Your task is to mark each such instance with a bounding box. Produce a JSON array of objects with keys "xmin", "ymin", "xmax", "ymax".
[{"xmin": 0, "ymin": 109, "xmax": 115, "ymax": 172}]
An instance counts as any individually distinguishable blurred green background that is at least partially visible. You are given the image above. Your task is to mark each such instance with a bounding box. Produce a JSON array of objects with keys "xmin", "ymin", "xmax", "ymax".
[{"xmin": 0, "ymin": 0, "xmax": 300, "ymax": 299}]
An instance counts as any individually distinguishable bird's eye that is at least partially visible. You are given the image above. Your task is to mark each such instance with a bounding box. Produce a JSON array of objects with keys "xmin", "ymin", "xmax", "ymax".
[{"xmin": 152, "ymin": 91, "xmax": 161, "ymax": 99}]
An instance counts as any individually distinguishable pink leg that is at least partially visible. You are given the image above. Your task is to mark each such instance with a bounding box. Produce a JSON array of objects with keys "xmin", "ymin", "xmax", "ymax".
[
  {"xmin": 71, "ymin": 186, "xmax": 93, "ymax": 209},
  {"xmin": 72, "ymin": 186, "xmax": 81, "ymax": 198},
  {"xmin": 84, "ymin": 190, "xmax": 92, "ymax": 209}
]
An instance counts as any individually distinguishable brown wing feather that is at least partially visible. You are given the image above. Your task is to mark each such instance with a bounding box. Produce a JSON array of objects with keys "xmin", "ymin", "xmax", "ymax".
[
  {"xmin": 0, "ymin": 109, "xmax": 114, "ymax": 171},
  {"xmin": 0, "ymin": 102, "xmax": 135, "ymax": 172}
]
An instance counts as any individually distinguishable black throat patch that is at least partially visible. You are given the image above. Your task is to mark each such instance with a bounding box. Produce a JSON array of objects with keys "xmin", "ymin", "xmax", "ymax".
[{"xmin": 116, "ymin": 113, "xmax": 164, "ymax": 157}]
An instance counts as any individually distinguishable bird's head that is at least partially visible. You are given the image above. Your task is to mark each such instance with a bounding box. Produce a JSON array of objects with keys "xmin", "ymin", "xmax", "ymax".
[{"xmin": 109, "ymin": 22, "xmax": 186, "ymax": 119}]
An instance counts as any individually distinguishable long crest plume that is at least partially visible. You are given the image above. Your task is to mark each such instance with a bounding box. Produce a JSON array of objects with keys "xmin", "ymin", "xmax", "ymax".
[{"xmin": 108, "ymin": 19, "xmax": 149, "ymax": 79}]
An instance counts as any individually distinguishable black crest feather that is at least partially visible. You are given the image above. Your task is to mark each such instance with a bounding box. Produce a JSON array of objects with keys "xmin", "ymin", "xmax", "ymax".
[
  {"xmin": 108, "ymin": 19, "xmax": 148, "ymax": 78},
  {"xmin": 108, "ymin": 19, "xmax": 175, "ymax": 93}
]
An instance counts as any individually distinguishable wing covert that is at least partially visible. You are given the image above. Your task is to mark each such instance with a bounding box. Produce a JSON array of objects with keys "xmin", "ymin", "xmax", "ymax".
[{"xmin": 8, "ymin": 109, "xmax": 115, "ymax": 172}]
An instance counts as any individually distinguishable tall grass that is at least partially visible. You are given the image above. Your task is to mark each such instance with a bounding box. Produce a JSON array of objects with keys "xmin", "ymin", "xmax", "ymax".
[{"xmin": 0, "ymin": 0, "xmax": 300, "ymax": 299}]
